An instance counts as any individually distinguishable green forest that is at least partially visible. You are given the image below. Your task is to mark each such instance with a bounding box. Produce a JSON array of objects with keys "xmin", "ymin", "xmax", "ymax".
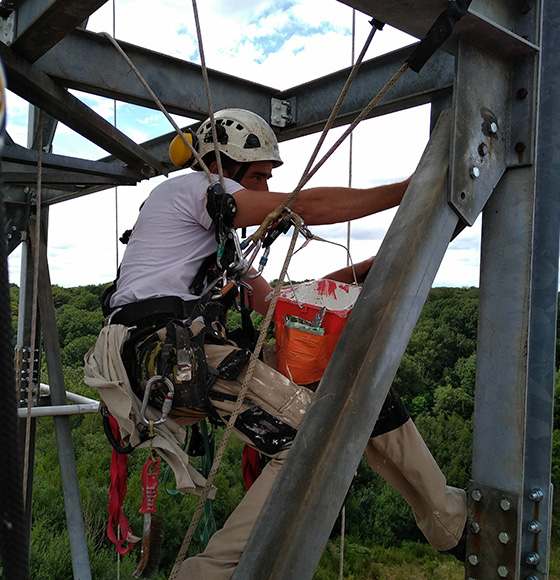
[{"xmin": 8, "ymin": 283, "xmax": 560, "ymax": 579}]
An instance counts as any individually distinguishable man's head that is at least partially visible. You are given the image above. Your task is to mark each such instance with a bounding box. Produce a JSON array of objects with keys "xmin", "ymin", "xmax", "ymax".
[
  {"xmin": 169, "ymin": 108, "xmax": 281, "ymax": 190},
  {"xmin": 195, "ymin": 108, "xmax": 282, "ymax": 169}
]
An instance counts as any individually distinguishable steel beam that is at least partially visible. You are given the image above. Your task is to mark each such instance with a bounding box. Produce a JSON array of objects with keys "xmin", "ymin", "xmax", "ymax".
[
  {"xmin": 35, "ymin": 28, "xmax": 278, "ymax": 122},
  {"xmin": 1, "ymin": 145, "xmax": 144, "ymax": 184},
  {"xmin": 3, "ymin": 166, "xmax": 138, "ymax": 187},
  {"xmin": 471, "ymin": 0, "xmax": 557, "ymax": 578},
  {"xmin": 7, "ymin": 0, "xmax": 108, "ymax": 62},
  {"xmin": 338, "ymin": 0, "xmax": 539, "ymax": 57},
  {"xmin": 233, "ymin": 110, "xmax": 460, "ymax": 580},
  {"xmin": 35, "ymin": 30, "xmax": 454, "ymax": 141},
  {"xmin": 31, "ymin": 218, "xmax": 92, "ymax": 580},
  {"xmin": 0, "ymin": 41, "xmax": 168, "ymax": 175}
]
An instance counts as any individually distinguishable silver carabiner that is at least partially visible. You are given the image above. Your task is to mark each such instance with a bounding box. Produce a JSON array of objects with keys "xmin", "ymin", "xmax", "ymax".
[{"xmin": 140, "ymin": 375, "xmax": 175, "ymax": 426}]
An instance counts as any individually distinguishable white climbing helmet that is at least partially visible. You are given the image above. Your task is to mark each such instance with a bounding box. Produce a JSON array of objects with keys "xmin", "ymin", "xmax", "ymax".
[{"xmin": 194, "ymin": 108, "xmax": 283, "ymax": 168}]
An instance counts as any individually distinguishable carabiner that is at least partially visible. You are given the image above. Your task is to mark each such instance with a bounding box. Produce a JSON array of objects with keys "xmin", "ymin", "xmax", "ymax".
[{"xmin": 140, "ymin": 375, "xmax": 174, "ymax": 426}]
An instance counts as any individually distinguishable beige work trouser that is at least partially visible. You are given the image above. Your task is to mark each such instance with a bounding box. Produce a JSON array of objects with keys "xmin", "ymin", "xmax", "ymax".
[{"xmin": 177, "ymin": 344, "xmax": 467, "ymax": 580}]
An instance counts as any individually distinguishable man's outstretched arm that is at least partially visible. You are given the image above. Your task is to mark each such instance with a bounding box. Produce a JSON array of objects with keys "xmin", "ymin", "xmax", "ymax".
[{"xmin": 233, "ymin": 177, "xmax": 410, "ymax": 229}]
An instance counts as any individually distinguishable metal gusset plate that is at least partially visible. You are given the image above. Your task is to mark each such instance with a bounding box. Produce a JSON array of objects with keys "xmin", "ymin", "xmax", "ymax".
[{"xmin": 467, "ymin": 481, "xmax": 521, "ymax": 579}]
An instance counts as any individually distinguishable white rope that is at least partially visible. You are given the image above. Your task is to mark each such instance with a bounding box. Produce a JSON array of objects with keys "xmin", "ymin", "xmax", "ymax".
[
  {"xmin": 22, "ymin": 110, "xmax": 43, "ymax": 507},
  {"xmin": 168, "ymin": 217, "xmax": 305, "ymax": 578},
  {"xmin": 101, "ymin": 33, "xmax": 215, "ymax": 185},
  {"xmin": 190, "ymin": 0, "xmax": 225, "ymax": 189},
  {"xmin": 296, "ymin": 16, "xmax": 378, "ymax": 193},
  {"xmin": 346, "ymin": 10, "xmax": 356, "ymax": 269}
]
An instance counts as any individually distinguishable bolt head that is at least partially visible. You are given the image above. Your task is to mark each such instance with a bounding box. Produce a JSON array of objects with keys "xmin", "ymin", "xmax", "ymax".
[
  {"xmin": 489, "ymin": 122, "xmax": 498, "ymax": 134},
  {"xmin": 497, "ymin": 565, "xmax": 508, "ymax": 578},
  {"xmin": 498, "ymin": 531, "xmax": 510, "ymax": 544},
  {"xmin": 470, "ymin": 166, "xmax": 480, "ymax": 179},
  {"xmin": 471, "ymin": 489, "xmax": 482, "ymax": 502},
  {"xmin": 468, "ymin": 554, "xmax": 479, "ymax": 566},
  {"xmin": 470, "ymin": 522, "xmax": 481, "ymax": 534},
  {"xmin": 500, "ymin": 498, "xmax": 511, "ymax": 511},
  {"xmin": 478, "ymin": 143, "xmax": 489, "ymax": 157}
]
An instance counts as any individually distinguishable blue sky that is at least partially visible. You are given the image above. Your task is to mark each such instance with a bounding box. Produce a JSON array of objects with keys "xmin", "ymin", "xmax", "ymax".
[{"xmin": 6, "ymin": 0, "xmax": 482, "ymax": 288}]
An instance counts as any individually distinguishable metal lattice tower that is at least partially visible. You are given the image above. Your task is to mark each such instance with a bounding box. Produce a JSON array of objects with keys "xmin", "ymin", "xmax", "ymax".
[{"xmin": 0, "ymin": 2, "xmax": 556, "ymax": 579}]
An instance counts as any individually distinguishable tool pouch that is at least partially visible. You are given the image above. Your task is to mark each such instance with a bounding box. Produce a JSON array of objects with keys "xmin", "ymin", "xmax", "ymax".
[{"xmin": 134, "ymin": 320, "xmax": 215, "ymax": 419}]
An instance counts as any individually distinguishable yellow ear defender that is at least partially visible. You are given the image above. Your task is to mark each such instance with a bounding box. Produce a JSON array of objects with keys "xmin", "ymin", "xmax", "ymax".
[{"xmin": 169, "ymin": 130, "xmax": 198, "ymax": 167}]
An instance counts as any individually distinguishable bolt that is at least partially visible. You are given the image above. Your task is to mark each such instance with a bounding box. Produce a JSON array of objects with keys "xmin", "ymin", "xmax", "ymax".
[
  {"xmin": 281, "ymin": 100, "xmax": 292, "ymax": 107},
  {"xmin": 497, "ymin": 566, "xmax": 509, "ymax": 578},
  {"xmin": 468, "ymin": 554, "xmax": 479, "ymax": 566},
  {"xmin": 281, "ymin": 114, "xmax": 293, "ymax": 122},
  {"xmin": 515, "ymin": 142, "xmax": 527, "ymax": 153},
  {"xmin": 526, "ymin": 576, "xmax": 539, "ymax": 580},
  {"xmin": 470, "ymin": 522, "xmax": 481, "ymax": 534},
  {"xmin": 500, "ymin": 498, "xmax": 511, "ymax": 511},
  {"xmin": 489, "ymin": 122, "xmax": 498, "ymax": 134},
  {"xmin": 527, "ymin": 520, "xmax": 543, "ymax": 533},
  {"xmin": 517, "ymin": 88, "xmax": 529, "ymax": 99},
  {"xmin": 478, "ymin": 143, "xmax": 489, "ymax": 157},
  {"xmin": 471, "ymin": 489, "xmax": 482, "ymax": 502},
  {"xmin": 529, "ymin": 488, "xmax": 544, "ymax": 502},
  {"xmin": 526, "ymin": 552, "xmax": 541, "ymax": 566},
  {"xmin": 470, "ymin": 166, "xmax": 480, "ymax": 179},
  {"xmin": 498, "ymin": 531, "xmax": 510, "ymax": 544}
]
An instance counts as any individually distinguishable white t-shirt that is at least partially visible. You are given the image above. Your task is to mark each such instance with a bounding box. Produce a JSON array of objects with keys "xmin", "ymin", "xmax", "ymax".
[{"xmin": 110, "ymin": 172, "xmax": 243, "ymax": 307}]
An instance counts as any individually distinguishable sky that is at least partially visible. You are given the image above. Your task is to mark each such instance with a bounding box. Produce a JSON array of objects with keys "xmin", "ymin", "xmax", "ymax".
[{"xmin": 6, "ymin": 0, "xmax": 482, "ymax": 289}]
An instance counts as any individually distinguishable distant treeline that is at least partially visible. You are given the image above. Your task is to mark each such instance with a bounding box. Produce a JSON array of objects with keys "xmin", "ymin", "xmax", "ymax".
[{"xmin": 7, "ymin": 284, "xmax": 560, "ymax": 579}]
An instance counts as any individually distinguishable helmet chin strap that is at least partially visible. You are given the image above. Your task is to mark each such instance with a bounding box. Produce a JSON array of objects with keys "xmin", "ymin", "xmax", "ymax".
[{"xmin": 232, "ymin": 162, "xmax": 250, "ymax": 185}]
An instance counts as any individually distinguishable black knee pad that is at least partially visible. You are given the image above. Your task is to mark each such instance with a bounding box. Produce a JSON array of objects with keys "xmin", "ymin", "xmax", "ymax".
[{"xmin": 370, "ymin": 387, "xmax": 410, "ymax": 438}]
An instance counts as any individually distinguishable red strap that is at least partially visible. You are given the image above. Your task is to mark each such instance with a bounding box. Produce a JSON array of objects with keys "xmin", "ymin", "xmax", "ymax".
[
  {"xmin": 106, "ymin": 414, "xmax": 139, "ymax": 554},
  {"xmin": 241, "ymin": 444, "xmax": 261, "ymax": 491}
]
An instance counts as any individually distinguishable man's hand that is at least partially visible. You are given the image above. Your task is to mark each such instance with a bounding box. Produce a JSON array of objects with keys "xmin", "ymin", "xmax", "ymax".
[{"xmin": 324, "ymin": 256, "xmax": 375, "ymax": 284}]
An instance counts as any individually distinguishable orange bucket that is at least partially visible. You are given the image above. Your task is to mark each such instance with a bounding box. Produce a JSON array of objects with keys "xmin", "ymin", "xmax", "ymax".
[{"xmin": 274, "ymin": 279, "xmax": 361, "ymax": 385}]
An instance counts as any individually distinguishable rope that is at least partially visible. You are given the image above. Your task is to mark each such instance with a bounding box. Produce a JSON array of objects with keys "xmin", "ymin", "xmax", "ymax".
[
  {"xmin": 22, "ymin": 110, "xmax": 43, "ymax": 506},
  {"xmin": 169, "ymin": 16, "xmax": 394, "ymax": 575},
  {"xmin": 168, "ymin": 217, "xmax": 304, "ymax": 578},
  {"xmin": 347, "ymin": 11, "xmax": 356, "ymax": 269},
  {"xmin": 190, "ymin": 0, "xmax": 225, "ymax": 189},
  {"xmin": 101, "ymin": 33, "xmax": 215, "ymax": 185},
  {"xmin": 248, "ymin": 50, "xmax": 409, "ymax": 247},
  {"xmin": 339, "ymin": 505, "xmax": 346, "ymax": 580},
  {"xmin": 297, "ymin": 18, "xmax": 379, "ymax": 192},
  {"xmin": 112, "ymin": 1, "xmax": 120, "ymax": 285}
]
